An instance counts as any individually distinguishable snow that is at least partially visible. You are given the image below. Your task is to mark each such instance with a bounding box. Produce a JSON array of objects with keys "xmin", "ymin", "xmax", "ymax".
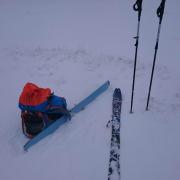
[{"xmin": 0, "ymin": 0, "xmax": 180, "ymax": 180}]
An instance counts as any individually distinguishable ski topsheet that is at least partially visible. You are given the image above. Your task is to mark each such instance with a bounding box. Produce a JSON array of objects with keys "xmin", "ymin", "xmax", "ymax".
[
  {"xmin": 107, "ymin": 88, "xmax": 122, "ymax": 180},
  {"xmin": 24, "ymin": 81, "xmax": 110, "ymax": 151}
]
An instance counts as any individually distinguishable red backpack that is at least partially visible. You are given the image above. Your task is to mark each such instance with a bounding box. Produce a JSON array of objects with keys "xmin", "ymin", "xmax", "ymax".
[{"xmin": 19, "ymin": 83, "xmax": 69, "ymax": 138}]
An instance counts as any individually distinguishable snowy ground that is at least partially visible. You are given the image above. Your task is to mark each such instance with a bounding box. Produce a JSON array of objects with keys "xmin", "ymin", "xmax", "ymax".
[{"xmin": 0, "ymin": 1, "xmax": 180, "ymax": 180}]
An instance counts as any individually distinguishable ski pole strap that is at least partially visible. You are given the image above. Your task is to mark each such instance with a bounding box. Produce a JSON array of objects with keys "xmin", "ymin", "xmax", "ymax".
[
  {"xmin": 133, "ymin": 0, "xmax": 143, "ymax": 20},
  {"xmin": 157, "ymin": 0, "xmax": 166, "ymax": 24}
]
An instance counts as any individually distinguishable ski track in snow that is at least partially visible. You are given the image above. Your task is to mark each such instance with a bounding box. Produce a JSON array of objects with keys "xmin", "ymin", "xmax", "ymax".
[{"xmin": 0, "ymin": 47, "xmax": 180, "ymax": 180}]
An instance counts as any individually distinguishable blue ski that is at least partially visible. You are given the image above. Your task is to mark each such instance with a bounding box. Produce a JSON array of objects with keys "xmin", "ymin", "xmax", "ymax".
[{"xmin": 24, "ymin": 80, "xmax": 110, "ymax": 151}]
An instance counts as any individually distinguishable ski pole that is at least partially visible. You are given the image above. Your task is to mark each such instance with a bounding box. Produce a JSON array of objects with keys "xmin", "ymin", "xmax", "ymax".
[
  {"xmin": 130, "ymin": 0, "xmax": 143, "ymax": 113},
  {"xmin": 146, "ymin": 0, "xmax": 166, "ymax": 111}
]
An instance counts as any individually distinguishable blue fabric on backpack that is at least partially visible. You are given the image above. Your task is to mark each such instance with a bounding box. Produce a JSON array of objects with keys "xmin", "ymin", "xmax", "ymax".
[
  {"xmin": 19, "ymin": 95, "xmax": 67, "ymax": 113},
  {"xmin": 49, "ymin": 95, "xmax": 67, "ymax": 108}
]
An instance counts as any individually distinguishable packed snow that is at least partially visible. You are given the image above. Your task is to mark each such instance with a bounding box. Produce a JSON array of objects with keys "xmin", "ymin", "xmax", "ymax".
[{"xmin": 0, "ymin": 0, "xmax": 180, "ymax": 180}]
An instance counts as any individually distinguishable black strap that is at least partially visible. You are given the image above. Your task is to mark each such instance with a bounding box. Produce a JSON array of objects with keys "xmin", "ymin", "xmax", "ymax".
[
  {"xmin": 133, "ymin": 0, "xmax": 143, "ymax": 20},
  {"xmin": 157, "ymin": 0, "xmax": 166, "ymax": 24},
  {"xmin": 133, "ymin": 0, "xmax": 142, "ymax": 11}
]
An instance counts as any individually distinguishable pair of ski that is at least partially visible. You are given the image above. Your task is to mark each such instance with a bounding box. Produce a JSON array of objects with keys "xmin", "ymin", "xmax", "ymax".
[
  {"xmin": 23, "ymin": 80, "xmax": 122, "ymax": 180},
  {"xmin": 24, "ymin": 81, "xmax": 122, "ymax": 180}
]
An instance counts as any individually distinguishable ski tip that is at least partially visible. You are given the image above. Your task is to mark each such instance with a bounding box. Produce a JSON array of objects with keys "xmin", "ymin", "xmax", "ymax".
[
  {"xmin": 115, "ymin": 88, "xmax": 121, "ymax": 92},
  {"xmin": 105, "ymin": 80, "xmax": 110, "ymax": 87},
  {"xmin": 23, "ymin": 147, "xmax": 28, "ymax": 152},
  {"xmin": 24, "ymin": 139, "xmax": 33, "ymax": 151},
  {"xmin": 23, "ymin": 144, "xmax": 29, "ymax": 152},
  {"xmin": 114, "ymin": 88, "xmax": 122, "ymax": 97}
]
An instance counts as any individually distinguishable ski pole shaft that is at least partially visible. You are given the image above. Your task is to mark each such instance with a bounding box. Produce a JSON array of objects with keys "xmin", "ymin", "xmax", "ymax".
[
  {"xmin": 146, "ymin": 41, "xmax": 159, "ymax": 111},
  {"xmin": 130, "ymin": 26, "xmax": 139, "ymax": 114},
  {"xmin": 130, "ymin": 0, "xmax": 143, "ymax": 113},
  {"xmin": 146, "ymin": 0, "xmax": 166, "ymax": 110}
]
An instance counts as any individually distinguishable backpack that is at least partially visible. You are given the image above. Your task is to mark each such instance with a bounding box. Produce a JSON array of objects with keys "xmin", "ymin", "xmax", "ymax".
[{"xmin": 19, "ymin": 83, "xmax": 68, "ymax": 138}]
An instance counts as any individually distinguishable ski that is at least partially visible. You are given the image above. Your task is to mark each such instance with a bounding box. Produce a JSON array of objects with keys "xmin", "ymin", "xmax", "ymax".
[
  {"xmin": 24, "ymin": 80, "xmax": 110, "ymax": 151},
  {"xmin": 107, "ymin": 88, "xmax": 122, "ymax": 180}
]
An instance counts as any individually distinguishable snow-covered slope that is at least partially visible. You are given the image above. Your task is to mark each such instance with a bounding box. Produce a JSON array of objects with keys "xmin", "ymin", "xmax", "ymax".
[{"xmin": 0, "ymin": 1, "xmax": 180, "ymax": 180}]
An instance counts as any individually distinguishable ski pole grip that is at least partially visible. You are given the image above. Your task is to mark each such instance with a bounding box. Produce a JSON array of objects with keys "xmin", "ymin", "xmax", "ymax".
[
  {"xmin": 133, "ymin": 3, "xmax": 139, "ymax": 11},
  {"xmin": 156, "ymin": 0, "xmax": 166, "ymax": 23},
  {"xmin": 133, "ymin": 0, "xmax": 143, "ymax": 21},
  {"xmin": 133, "ymin": 0, "xmax": 142, "ymax": 12}
]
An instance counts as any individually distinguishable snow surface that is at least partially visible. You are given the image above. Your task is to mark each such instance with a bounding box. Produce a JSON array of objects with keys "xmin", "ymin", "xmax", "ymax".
[{"xmin": 0, "ymin": 0, "xmax": 180, "ymax": 180}]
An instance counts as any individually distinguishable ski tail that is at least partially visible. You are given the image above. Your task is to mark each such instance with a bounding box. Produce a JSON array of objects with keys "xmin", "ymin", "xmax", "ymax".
[{"xmin": 113, "ymin": 88, "xmax": 122, "ymax": 100}]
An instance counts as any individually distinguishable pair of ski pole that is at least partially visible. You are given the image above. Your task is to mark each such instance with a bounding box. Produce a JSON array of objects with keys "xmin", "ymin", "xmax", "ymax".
[{"xmin": 130, "ymin": 0, "xmax": 166, "ymax": 113}]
